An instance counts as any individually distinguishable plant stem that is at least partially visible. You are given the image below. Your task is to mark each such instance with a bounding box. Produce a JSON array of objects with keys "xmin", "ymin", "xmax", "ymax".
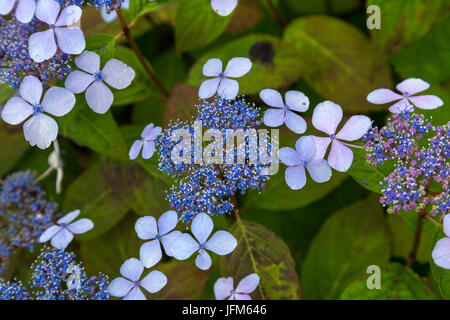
[
  {"xmin": 230, "ymin": 195, "xmax": 241, "ymax": 221},
  {"xmin": 405, "ymin": 212, "xmax": 425, "ymax": 268},
  {"xmin": 266, "ymin": 0, "xmax": 287, "ymax": 28},
  {"xmin": 115, "ymin": 9, "xmax": 170, "ymax": 98},
  {"xmin": 425, "ymin": 215, "xmax": 441, "ymax": 227}
]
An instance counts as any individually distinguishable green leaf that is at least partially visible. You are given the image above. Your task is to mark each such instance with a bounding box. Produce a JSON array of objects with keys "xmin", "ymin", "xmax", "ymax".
[
  {"xmin": 368, "ymin": 0, "xmax": 450, "ymax": 60},
  {"xmin": 283, "ymin": 15, "xmax": 393, "ymax": 112},
  {"xmin": 129, "ymin": 0, "xmax": 173, "ymax": 20},
  {"xmin": 430, "ymin": 227, "xmax": 450, "ymax": 299},
  {"xmin": 175, "ymin": 0, "xmax": 231, "ymax": 53},
  {"xmin": 301, "ymin": 195, "xmax": 390, "ymax": 299},
  {"xmin": 85, "ymin": 33, "xmax": 116, "ymax": 61},
  {"xmin": 187, "ymin": 34, "xmax": 304, "ymax": 95},
  {"xmin": 221, "ymin": 220, "xmax": 301, "ymax": 300},
  {"xmin": 163, "ymin": 83, "xmax": 198, "ymax": 126},
  {"xmin": 58, "ymin": 101, "xmax": 128, "ymax": 160},
  {"xmin": 282, "ymin": 0, "xmax": 360, "ymax": 15},
  {"xmin": 0, "ymin": 122, "xmax": 29, "ymax": 177},
  {"xmin": 391, "ymin": 16, "xmax": 450, "ymax": 84},
  {"xmin": 340, "ymin": 263, "xmax": 438, "ymax": 300}
]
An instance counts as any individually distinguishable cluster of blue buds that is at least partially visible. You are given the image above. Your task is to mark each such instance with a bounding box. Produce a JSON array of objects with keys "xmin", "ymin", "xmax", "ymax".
[{"xmin": 56, "ymin": 0, "xmax": 124, "ymax": 9}]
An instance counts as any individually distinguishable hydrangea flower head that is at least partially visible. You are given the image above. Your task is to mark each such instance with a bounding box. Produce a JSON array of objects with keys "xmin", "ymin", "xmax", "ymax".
[
  {"xmin": 311, "ymin": 101, "xmax": 371, "ymax": 172},
  {"xmin": 129, "ymin": 123, "xmax": 162, "ymax": 160},
  {"xmin": 367, "ymin": 78, "xmax": 443, "ymax": 113},
  {"xmin": 260, "ymin": 88, "xmax": 309, "ymax": 134},
  {"xmin": 211, "ymin": 0, "xmax": 237, "ymax": 16},
  {"xmin": 65, "ymin": 50, "xmax": 135, "ymax": 114},
  {"xmin": 28, "ymin": 0, "xmax": 85, "ymax": 63},
  {"xmin": 135, "ymin": 210, "xmax": 181, "ymax": 268},
  {"xmin": 432, "ymin": 214, "xmax": 450, "ymax": 269},
  {"xmin": 1, "ymin": 75, "xmax": 76, "ymax": 149},
  {"xmin": 199, "ymin": 57, "xmax": 252, "ymax": 100},
  {"xmin": 39, "ymin": 209, "xmax": 93, "ymax": 250},
  {"xmin": 279, "ymin": 136, "xmax": 332, "ymax": 190},
  {"xmin": 214, "ymin": 273, "xmax": 260, "ymax": 300},
  {"xmin": 170, "ymin": 213, "xmax": 237, "ymax": 270},
  {"xmin": 108, "ymin": 258, "xmax": 167, "ymax": 300},
  {"xmin": 0, "ymin": 0, "xmax": 36, "ymax": 23}
]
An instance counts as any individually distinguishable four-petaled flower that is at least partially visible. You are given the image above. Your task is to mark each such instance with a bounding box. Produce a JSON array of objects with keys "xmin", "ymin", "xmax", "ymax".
[
  {"xmin": 199, "ymin": 57, "xmax": 252, "ymax": 100},
  {"xmin": 260, "ymin": 89, "xmax": 309, "ymax": 134},
  {"xmin": 28, "ymin": 0, "xmax": 85, "ymax": 62},
  {"xmin": 129, "ymin": 123, "xmax": 162, "ymax": 160},
  {"xmin": 214, "ymin": 273, "xmax": 260, "ymax": 300},
  {"xmin": 38, "ymin": 210, "xmax": 94, "ymax": 250},
  {"xmin": 65, "ymin": 50, "xmax": 135, "ymax": 114},
  {"xmin": 211, "ymin": 0, "xmax": 237, "ymax": 16},
  {"xmin": 108, "ymin": 258, "xmax": 167, "ymax": 300},
  {"xmin": 170, "ymin": 213, "xmax": 237, "ymax": 270},
  {"xmin": 432, "ymin": 215, "xmax": 450, "ymax": 269},
  {"xmin": 0, "ymin": 0, "xmax": 36, "ymax": 23},
  {"xmin": 1, "ymin": 75, "xmax": 75, "ymax": 149},
  {"xmin": 310, "ymin": 101, "xmax": 371, "ymax": 172},
  {"xmin": 279, "ymin": 136, "xmax": 332, "ymax": 190},
  {"xmin": 367, "ymin": 78, "xmax": 443, "ymax": 113},
  {"xmin": 135, "ymin": 211, "xmax": 181, "ymax": 268}
]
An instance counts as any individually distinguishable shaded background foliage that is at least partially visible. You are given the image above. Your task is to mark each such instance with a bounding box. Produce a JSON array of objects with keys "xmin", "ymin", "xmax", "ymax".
[{"xmin": 1, "ymin": 0, "xmax": 449, "ymax": 299}]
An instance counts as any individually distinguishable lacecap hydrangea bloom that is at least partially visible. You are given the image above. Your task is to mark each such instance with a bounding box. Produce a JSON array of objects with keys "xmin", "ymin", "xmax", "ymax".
[
  {"xmin": 214, "ymin": 273, "xmax": 260, "ymax": 300},
  {"xmin": 0, "ymin": 171, "xmax": 59, "ymax": 274}
]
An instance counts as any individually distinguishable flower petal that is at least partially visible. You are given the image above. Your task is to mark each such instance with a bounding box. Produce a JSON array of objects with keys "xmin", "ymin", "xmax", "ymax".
[
  {"xmin": 85, "ymin": 80, "xmax": 114, "ymax": 114},
  {"xmin": 15, "ymin": 0, "xmax": 36, "ymax": 23},
  {"xmin": 0, "ymin": 0, "xmax": 15, "ymax": 15},
  {"xmin": 236, "ymin": 273, "xmax": 260, "ymax": 294},
  {"xmin": 328, "ymin": 140, "xmax": 353, "ymax": 172},
  {"xmin": 214, "ymin": 277, "xmax": 234, "ymax": 300},
  {"xmin": 35, "ymin": 0, "xmax": 60, "ymax": 25},
  {"xmin": 120, "ymin": 258, "xmax": 143, "ymax": 282},
  {"xmin": 142, "ymin": 123, "xmax": 162, "ymax": 140},
  {"xmin": 285, "ymin": 90, "xmax": 309, "ymax": 112},
  {"xmin": 23, "ymin": 113, "xmax": 58, "ymax": 149},
  {"xmin": 160, "ymin": 230, "xmax": 182, "ymax": 257},
  {"xmin": 102, "ymin": 58, "xmax": 135, "ymax": 89},
  {"xmin": 195, "ymin": 249, "xmax": 212, "ymax": 270},
  {"xmin": 224, "ymin": 57, "xmax": 252, "ymax": 78},
  {"xmin": 64, "ymin": 71, "xmax": 94, "ymax": 94},
  {"xmin": 139, "ymin": 240, "xmax": 162, "ymax": 268},
  {"xmin": 234, "ymin": 294, "xmax": 251, "ymax": 300},
  {"xmin": 54, "ymin": 27, "xmax": 85, "ymax": 55},
  {"xmin": 191, "ymin": 212, "xmax": 213, "ymax": 244},
  {"xmin": 108, "ymin": 277, "xmax": 134, "ymax": 298},
  {"xmin": 310, "ymin": 136, "xmax": 331, "ymax": 159},
  {"xmin": 135, "ymin": 216, "xmax": 157, "ymax": 240},
  {"xmin": 259, "ymin": 89, "xmax": 284, "ymax": 109},
  {"xmin": 336, "ymin": 115, "xmax": 371, "ymax": 141},
  {"xmin": 158, "ymin": 210, "xmax": 178, "ymax": 236},
  {"xmin": 444, "ymin": 215, "xmax": 450, "ymax": 237},
  {"xmin": 205, "ymin": 230, "xmax": 237, "ymax": 255},
  {"xmin": 57, "ymin": 210, "xmax": 80, "ymax": 224},
  {"xmin": 279, "ymin": 147, "xmax": 302, "ymax": 166},
  {"xmin": 217, "ymin": 78, "xmax": 239, "ymax": 100},
  {"xmin": 75, "ymin": 50, "xmax": 100, "ymax": 74},
  {"xmin": 285, "ymin": 165, "xmax": 306, "ymax": 190},
  {"xmin": 295, "ymin": 136, "xmax": 316, "ymax": 162},
  {"xmin": 66, "ymin": 218, "xmax": 93, "ymax": 234},
  {"xmin": 100, "ymin": 6, "xmax": 117, "ymax": 23},
  {"xmin": 123, "ymin": 286, "xmax": 146, "ymax": 300},
  {"xmin": 312, "ymin": 101, "xmax": 343, "ymax": 135},
  {"xmin": 140, "ymin": 270, "xmax": 167, "ymax": 293},
  {"xmin": 28, "ymin": 29, "xmax": 57, "ymax": 63},
  {"xmin": 202, "ymin": 58, "xmax": 222, "ymax": 77},
  {"xmin": 408, "ymin": 95, "xmax": 443, "ymax": 110},
  {"xmin": 432, "ymin": 237, "xmax": 450, "ymax": 269},
  {"xmin": 55, "ymin": 5, "xmax": 81, "ymax": 26},
  {"xmin": 211, "ymin": 0, "xmax": 238, "ymax": 16},
  {"xmin": 50, "ymin": 228, "xmax": 73, "ymax": 250},
  {"xmin": 129, "ymin": 140, "xmax": 143, "ymax": 160},
  {"xmin": 199, "ymin": 77, "xmax": 221, "ymax": 99},
  {"xmin": 396, "ymin": 78, "xmax": 429, "ymax": 95},
  {"xmin": 366, "ymin": 88, "xmax": 402, "ymax": 104},
  {"xmin": 285, "ymin": 110, "xmax": 307, "ymax": 134},
  {"xmin": 142, "ymin": 140, "xmax": 155, "ymax": 159},
  {"xmin": 388, "ymin": 99, "xmax": 413, "ymax": 113},
  {"xmin": 1, "ymin": 97, "xmax": 32, "ymax": 125},
  {"xmin": 38, "ymin": 225, "xmax": 61, "ymax": 243},
  {"xmin": 306, "ymin": 159, "xmax": 332, "ymax": 183},
  {"xmin": 263, "ymin": 108, "xmax": 285, "ymax": 127},
  {"xmin": 20, "ymin": 75, "xmax": 43, "ymax": 105},
  {"xmin": 170, "ymin": 233, "xmax": 199, "ymax": 260},
  {"xmin": 41, "ymin": 87, "xmax": 75, "ymax": 117}
]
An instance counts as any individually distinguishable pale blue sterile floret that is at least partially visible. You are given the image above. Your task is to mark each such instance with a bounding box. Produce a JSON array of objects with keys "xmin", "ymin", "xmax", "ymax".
[
  {"xmin": 214, "ymin": 273, "xmax": 260, "ymax": 300},
  {"xmin": 129, "ymin": 122, "xmax": 162, "ymax": 160},
  {"xmin": 211, "ymin": 0, "xmax": 237, "ymax": 16},
  {"xmin": 170, "ymin": 213, "xmax": 237, "ymax": 270},
  {"xmin": 0, "ymin": 0, "xmax": 36, "ymax": 23}
]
